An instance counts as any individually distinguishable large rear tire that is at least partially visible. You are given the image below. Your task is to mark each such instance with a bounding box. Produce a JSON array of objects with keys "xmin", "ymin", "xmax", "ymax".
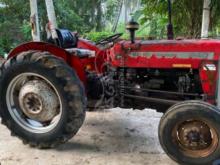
[
  {"xmin": 0, "ymin": 51, "xmax": 86, "ymax": 148},
  {"xmin": 159, "ymin": 101, "xmax": 220, "ymax": 165}
]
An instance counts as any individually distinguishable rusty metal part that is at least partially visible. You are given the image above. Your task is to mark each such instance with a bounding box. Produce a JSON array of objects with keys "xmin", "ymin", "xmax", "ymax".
[
  {"xmin": 19, "ymin": 80, "xmax": 59, "ymax": 122},
  {"xmin": 172, "ymin": 119, "xmax": 218, "ymax": 158},
  {"xmin": 23, "ymin": 93, "xmax": 43, "ymax": 114},
  {"xmin": 122, "ymin": 93, "xmax": 180, "ymax": 105},
  {"xmin": 121, "ymin": 86, "xmax": 202, "ymax": 98}
]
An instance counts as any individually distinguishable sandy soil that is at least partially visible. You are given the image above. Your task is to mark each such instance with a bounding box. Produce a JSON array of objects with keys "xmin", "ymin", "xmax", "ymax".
[{"xmin": 0, "ymin": 108, "xmax": 178, "ymax": 165}]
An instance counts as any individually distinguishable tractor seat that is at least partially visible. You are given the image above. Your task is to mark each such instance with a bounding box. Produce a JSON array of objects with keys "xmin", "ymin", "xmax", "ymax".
[
  {"xmin": 47, "ymin": 29, "xmax": 78, "ymax": 49},
  {"xmin": 47, "ymin": 29, "xmax": 95, "ymax": 58},
  {"xmin": 56, "ymin": 29, "xmax": 78, "ymax": 48},
  {"xmin": 56, "ymin": 29, "xmax": 95, "ymax": 58}
]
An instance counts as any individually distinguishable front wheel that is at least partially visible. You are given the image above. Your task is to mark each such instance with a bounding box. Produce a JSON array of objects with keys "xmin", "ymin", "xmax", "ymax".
[
  {"xmin": 159, "ymin": 101, "xmax": 220, "ymax": 165},
  {"xmin": 0, "ymin": 51, "xmax": 86, "ymax": 148}
]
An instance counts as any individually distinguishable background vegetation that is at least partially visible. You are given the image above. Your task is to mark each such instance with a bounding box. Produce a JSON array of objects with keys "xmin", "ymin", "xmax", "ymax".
[{"xmin": 0, "ymin": 0, "xmax": 220, "ymax": 56}]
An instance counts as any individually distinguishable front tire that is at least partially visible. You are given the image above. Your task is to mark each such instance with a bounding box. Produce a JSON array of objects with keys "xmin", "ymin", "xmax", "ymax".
[
  {"xmin": 0, "ymin": 51, "xmax": 86, "ymax": 148},
  {"xmin": 159, "ymin": 101, "xmax": 220, "ymax": 165}
]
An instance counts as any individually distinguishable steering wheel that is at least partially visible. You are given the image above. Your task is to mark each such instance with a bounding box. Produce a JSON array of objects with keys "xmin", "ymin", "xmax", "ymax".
[{"xmin": 96, "ymin": 33, "xmax": 123, "ymax": 45}]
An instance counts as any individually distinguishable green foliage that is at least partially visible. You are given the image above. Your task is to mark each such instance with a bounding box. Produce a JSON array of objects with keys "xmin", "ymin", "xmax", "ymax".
[
  {"xmin": 104, "ymin": 0, "xmax": 119, "ymax": 23},
  {"xmin": 0, "ymin": 48, "xmax": 4, "ymax": 57},
  {"xmin": 140, "ymin": 0, "xmax": 220, "ymax": 39},
  {"xmin": 20, "ymin": 20, "xmax": 32, "ymax": 41},
  {"xmin": 0, "ymin": 20, "xmax": 21, "ymax": 53},
  {"xmin": 0, "ymin": 0, "xmax": 120, "ymax": 54},
  {"xmin": 54, "ymin": 0, "xmax": 92, "ymax": 33},
  {"xmin": 54, "ymin": 0, "xmax": 106, "ymax": 32},
  {"xmin": 1, "ymin": 0, "xmax": 220, "ymax": 56},
  {"xmin": 116, "ymin": 22, "xmax": 155, "ymax": 40},
  {"xmin": 0, "ymin": 0, "xmax": 30, "ymax": 54},
  {"xmin": 85, "ymin": 31, "xmax": 114, "ymax": 42}
]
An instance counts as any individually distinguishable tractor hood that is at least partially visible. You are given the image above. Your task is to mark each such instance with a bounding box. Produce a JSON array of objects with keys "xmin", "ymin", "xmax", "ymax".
[{"xmin": 109, "ymin": 39, "xmax": 220, "ymax": 69}]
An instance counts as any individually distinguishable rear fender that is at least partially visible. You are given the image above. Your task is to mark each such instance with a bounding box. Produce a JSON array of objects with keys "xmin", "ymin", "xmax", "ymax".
[{"xmin": 8, "ymin": 42, "xmax": 86, "ymax": 83}]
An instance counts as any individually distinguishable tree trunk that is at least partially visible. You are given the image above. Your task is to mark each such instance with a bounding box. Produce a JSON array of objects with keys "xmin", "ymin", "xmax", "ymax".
[
  {"xmin": 45, "ymin": 0, "xmax": 58, "ymax": 39},
  {"xmin": 112, "ymin": 0, "xmax": 123, "ymax": 32},
  {"xmin": 30, "ymin": 0, "xmax": 40, "ymax": 41},
  {"xmin": 201, "ymin": 0, "xmax": 211, "ymax": 38},
  {"xmin": 96, "ymin": 0, "xmax": 102, "ymax": 31},
  {"xmin": 124, "ymin": 0, "xmax": 128, "ymax": 24}
]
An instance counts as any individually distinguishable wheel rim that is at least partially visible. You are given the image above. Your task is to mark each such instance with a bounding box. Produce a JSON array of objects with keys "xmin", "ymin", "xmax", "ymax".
[
  {"xmin": 6, "ymin": 73, "xmax": 62, "ymax": 134},
  {"xmin": 172, "ymin": 119, "xmax": 219, "ymax": 158}
]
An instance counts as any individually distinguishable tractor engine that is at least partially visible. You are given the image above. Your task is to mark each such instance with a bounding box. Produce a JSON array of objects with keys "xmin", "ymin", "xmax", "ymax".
[
  {"xmin": 123, "ymin": 68, "xmax": 200, "ymax": 94},
  {"xmin": 86, "ymin": 67, "xmax": 203, "ymax": 111},
  {"xmin": 112, "ymin": 68, "xmax": 203, "ymax": 110}
]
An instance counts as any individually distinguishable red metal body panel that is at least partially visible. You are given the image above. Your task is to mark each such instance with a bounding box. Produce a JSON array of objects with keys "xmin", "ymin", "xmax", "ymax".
[
  {"xmin": 109, "ymin": 40, "xmax": 220, "ymax": 69},
  {"xmin": 77, "ymin": 39, "xmax": 107, "ymax": 73},
  {"xmin": 8, "ymin": 42, "xmax": 87, "ymax": 83},
  {"xmin": 108, "ymin": 39, "xmax": 220, "ymax": 103},
  {"xmin": 78, "ymin": 39, "xmax": 100, "ymax": 52},
  {"xmin": 7, "ymin": 39, "xmax": 220, "ymax": 104}
]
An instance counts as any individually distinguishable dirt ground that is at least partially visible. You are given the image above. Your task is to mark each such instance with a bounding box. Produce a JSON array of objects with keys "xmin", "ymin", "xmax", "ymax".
[{"xmin": 0, "ymin": 108, "xmax": 177, "ymax": 165}]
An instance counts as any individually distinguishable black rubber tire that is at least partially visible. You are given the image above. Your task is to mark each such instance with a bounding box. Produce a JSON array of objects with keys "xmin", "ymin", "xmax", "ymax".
[
  {"xmin": 159, "ymin": 101, "xmax": 220, "ymax": 165},
  {"xmin": 0, "ymin": 51, "xmax": 86, "ymax": 148}
]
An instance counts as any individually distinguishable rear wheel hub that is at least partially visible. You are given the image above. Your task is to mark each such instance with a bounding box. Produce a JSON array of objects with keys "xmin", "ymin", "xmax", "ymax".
[
  {"xmin": 19, "ymin": 80, "xmax": 59, "ymax": 122},
  {"xmin": 6, "ymin": 73, "xmax": 63, "ymax": 133},
  {"xmin": 23, "ymin": 93, "xmax": 43, "ymax": 114}
]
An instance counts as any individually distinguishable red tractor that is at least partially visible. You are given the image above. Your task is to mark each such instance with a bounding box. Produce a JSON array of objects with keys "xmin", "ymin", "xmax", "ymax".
[{"xmin": 1, "ymin": 1, "xmax": 220, "ymax": 165}]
